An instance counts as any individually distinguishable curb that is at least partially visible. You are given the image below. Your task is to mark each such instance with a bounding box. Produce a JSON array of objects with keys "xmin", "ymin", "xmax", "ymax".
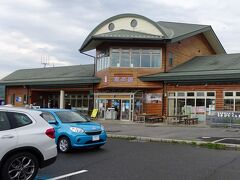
[{"xmin": 107, "ymin": 134, "xmax": 240, "ymax": 150}]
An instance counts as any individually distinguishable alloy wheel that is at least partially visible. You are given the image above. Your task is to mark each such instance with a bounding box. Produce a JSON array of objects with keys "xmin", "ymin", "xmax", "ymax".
[
  {"xmin": 59, "ymin": 138, "xmax": 69, "ymax": 152},
  {"xmin": 8, "ymin": 156, "xmax": 35, "ymax": 180}
]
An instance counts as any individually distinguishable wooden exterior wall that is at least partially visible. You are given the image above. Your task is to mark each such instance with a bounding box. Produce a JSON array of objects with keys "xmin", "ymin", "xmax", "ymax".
[
  {"xmin": 96, "ymin": 68, "xmax": 163, "ymax": 89},
  {"xmin": 166, "ymin": 33, "xmax": 216, "ymax": 71},
  {"xmin": 6, "ymin": 86, "xmax": 29, "ymax": 107},
  {"xmin": 143, "ymin": 88, "xmax": 163, "ymax": 115}
]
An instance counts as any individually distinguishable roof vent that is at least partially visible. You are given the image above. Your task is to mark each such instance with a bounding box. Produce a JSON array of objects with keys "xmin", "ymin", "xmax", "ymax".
[
  {"xmin": 130, "ymin": 19, "xmax": 138, "ymax": 28},
  {"xmin": 108, "ymin": 23, "xmax": 115, "ymax": 31}
]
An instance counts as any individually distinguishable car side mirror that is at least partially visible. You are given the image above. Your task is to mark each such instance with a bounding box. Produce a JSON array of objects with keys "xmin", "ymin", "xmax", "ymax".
[{"xmin": 48, "ymin": 120, "xmax": 57, "ymax": 125}]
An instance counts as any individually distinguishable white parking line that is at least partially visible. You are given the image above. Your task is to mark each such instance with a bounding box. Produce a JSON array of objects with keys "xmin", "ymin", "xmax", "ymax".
[
  {"xmin": 212, "ymin": 138, "xmax": 240, "ymax": 143},
  {"xmin": 48, "ymin": 170, "xmax": 88, "ymax": 180},
  {"xmin": 212, "ymin": 138, "xmax": 227, "ymax": 143}
]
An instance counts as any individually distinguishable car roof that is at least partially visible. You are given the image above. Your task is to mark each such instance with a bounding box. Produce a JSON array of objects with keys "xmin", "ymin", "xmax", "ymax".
[
  {"xmin": 39, "ymin": 108, "xmax": 72, "ymax": 112},
  {"xmin": 0, "ymin": 106, "xmax": 41, "ymax": 114}
]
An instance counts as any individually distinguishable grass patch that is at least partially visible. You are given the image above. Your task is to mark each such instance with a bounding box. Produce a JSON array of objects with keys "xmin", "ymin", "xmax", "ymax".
[
  {"xmin": 108, "ymin": 135, "xmax": 235, "ymax": 151},
  {"xmin": 171, "ymin": 140, "xmax": 179, "ymax": 144},
  {"xmin": 199, "ymin": 143, "xmax": 226, "ymax": 150},
  {"xmin": 191, "ymin": 141, "xmax": 197, "ymax": 146},
  {"xmin": 109, "ymin": 135, "xmax": 137, "ymax": 141}
]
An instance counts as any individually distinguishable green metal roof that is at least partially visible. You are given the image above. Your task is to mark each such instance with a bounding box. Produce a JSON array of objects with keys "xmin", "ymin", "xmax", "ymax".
[
  {"xmin": 93, "ymin": 29, "xmax": 163, "ymax": 39},
  {"xmin": 80, "ymin": 13, "xmax": 225, "ymax": 54},
  {"xmin": 0, "ymin": 64, "xmax": 100, "ymax": 86},
  {"xmin": 140, "ymin": 53, "xmax": 240, "ymax": 83},
  {"xmin": 156, "ymin": 21, "xmax": 209, "ymax": 41}
]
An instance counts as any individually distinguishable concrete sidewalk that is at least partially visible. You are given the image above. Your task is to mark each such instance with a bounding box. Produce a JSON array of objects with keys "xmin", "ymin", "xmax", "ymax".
[{"xmin": 98, "ymin": 120, "xmax": 240, "ymax": 142}]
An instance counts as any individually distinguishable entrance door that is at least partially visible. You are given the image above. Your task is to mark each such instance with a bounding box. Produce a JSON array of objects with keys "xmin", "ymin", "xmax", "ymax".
[
  {"xmin": 177, "ymin": 99, "xmax": 185, "ymax": 115},
  {"xmin": 121, "ymin": 100, "xmax": 130, "ymax": 120}
]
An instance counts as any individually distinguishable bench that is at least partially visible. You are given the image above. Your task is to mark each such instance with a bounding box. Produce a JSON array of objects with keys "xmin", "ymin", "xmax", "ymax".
[
  {"xmin": 184, "ymin": 118, "xmax": 198, "ymax": 125},
  {"xmin": 145, "ymin": 116, "xmax": 163, "ymax": 123}
]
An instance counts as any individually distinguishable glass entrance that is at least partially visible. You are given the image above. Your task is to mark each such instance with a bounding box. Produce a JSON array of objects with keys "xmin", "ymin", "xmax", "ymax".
[
  {"xmin": 95, "ymin": 92, "xmax": 142, "ymax": 121},
  {"xmin": 121, "ymin": 100, "xmax": 130, "ymax": 120}
]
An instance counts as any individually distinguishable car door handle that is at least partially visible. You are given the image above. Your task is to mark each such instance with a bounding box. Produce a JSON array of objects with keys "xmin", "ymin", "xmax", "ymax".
[{"xmin": 1, "ymin": 135, "xmax": 14, "ymax": 139}]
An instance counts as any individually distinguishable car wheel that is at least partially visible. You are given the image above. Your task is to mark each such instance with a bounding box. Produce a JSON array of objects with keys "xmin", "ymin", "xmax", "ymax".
[
  {"xmin": 1, "ymin": 152, "xmax": 39, "ymax": 180},
  {"xmin": 58, "ymin": 137, "xmax": 71, "ymax": 153}
]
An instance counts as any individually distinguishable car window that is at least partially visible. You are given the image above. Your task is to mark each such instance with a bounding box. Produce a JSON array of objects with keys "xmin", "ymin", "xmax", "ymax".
[
  {"xmin": 0, "ymin": 111, "xmax": 11, "ymax": 131},
  {"xmin": 41, "ymin": 112, "xmax": 56, "ymax": 121},
  {"xmin": 6, "ymin": 112, "xmax": 32, "ymax": 128},
  {"xmin": 55, "ymin": 111, "xmax": 88, "ymax": 123}
]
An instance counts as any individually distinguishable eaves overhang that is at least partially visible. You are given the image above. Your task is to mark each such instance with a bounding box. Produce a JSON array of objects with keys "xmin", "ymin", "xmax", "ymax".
[
  {"xmin": 0, "ymin": 77, "xmax": 101, "ymax": 86},
  {"xmin": 139, "ymin": 73, "xmax": 240, "ymax": 84}
]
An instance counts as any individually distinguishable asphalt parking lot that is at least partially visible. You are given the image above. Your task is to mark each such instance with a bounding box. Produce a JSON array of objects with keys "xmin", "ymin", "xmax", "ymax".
[{"xmin": 36, "ymin": 138, "xmax": 240, "ymax": 180}]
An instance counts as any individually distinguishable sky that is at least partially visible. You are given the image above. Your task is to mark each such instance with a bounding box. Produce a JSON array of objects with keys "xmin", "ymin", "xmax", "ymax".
[{"xmin": 0, "ymin": 0, "xmax": 240, "ymax": 78}]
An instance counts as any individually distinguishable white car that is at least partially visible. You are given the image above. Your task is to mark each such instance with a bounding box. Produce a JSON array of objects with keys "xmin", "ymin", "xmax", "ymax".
[{"xmin": 0, "ymin": 107, "xmax": 57, "ymax": 180}]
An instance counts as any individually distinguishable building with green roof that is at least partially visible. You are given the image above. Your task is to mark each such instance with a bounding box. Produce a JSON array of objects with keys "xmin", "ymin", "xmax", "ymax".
[{"xmin": 1, "ymin": 13, "xmax": 239, "ymax": 122}]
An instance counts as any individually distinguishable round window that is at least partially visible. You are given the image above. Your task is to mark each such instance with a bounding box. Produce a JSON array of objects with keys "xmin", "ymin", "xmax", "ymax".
[
  {"xmin": 108, "ymin": 23, "xmax": 115, "ymax": 31},
  {"xmin": 130, "ymin": 19, "xmax": 138, "ymax": 28}
]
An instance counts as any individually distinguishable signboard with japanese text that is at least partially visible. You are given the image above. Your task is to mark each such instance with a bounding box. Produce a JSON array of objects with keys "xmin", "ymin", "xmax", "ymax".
[
  {"xmin": 144, "ymin": 93, "xmax": 162, "ymax": 103},
  {"xmin": 206, "ymin": 111, "xmax": 240, "ymax": 127},
  {"xmin": 113, "ymin": 74, "xmax": 133, "ymax": 83}
]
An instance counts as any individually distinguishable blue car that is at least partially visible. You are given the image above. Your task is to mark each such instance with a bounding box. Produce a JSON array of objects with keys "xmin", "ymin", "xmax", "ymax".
[{"xmin": 38, "ymin": 109, "xmax": 107, "ymax": 153}]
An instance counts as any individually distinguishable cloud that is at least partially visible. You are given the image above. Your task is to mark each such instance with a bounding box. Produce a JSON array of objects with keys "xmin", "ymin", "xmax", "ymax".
[{"xmin": 0, "ymin": 0, "xmax": 240, "ymax": 79}]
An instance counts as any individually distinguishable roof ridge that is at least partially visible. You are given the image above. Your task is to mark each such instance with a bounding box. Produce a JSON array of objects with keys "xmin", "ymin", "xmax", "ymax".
[
  {"xmin": 11, "ymin": 64, "xmax": 94, "ymax": 72},
  {"xmin": 157, "ymin": 20, "xmax": 210, "ymax": 27},
  {"xmin": 169, "ymin": 69, "xmax": 240, "ymax": 73}
]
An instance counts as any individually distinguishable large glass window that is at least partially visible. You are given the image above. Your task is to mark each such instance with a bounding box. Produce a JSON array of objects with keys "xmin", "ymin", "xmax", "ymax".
[
  {"xmin": 111, "ymin": 49, "xmax": 120, "ymax": 67},
  {"xmin": 96, "ymin": 50, "xmax": 110, "ymax": 71},
  {"xmin": 186, "ymin": 99, "xmax": 195, "ymax": 117},
  {"xmin": 177, "ymin": 99, "xmax": 185, "ymax": 115},
  {"xmin": 141, "ymin": 50, "xmax": 151, "ymax": 67},
  {"xmin": 223, "ymin": 91, "xmax": 240, "ymax": 111},
  {"xmin": 65, "ymin": 94, "xmax": 90, "ymax": 112},
  {"xmin": 235, "ymin": 99, "xmax": 240, "ymax": 111},
  {"xmin": 151, "ymin": 50, "xmax": 161, "ymax": 67},
  {"xmin": 96, "ymin": 48, "xmax": 162, "ymax": 71},
  {"xmin": 168, "ymin": 99, "xmax": 176, "ymax": 116},
  {"xmin": 83, "ymin": 95, "xmax": 88, "ymax": 108},
  {"xmin": 224, "ymin": 99, "xmax": 234, "ymax": 111},
  {"xmin": 131, "ymin": 50, "xmax": 140, "ymax": 67},
  {"xmin": 168, "ymin": 91, "xmax": 216, "ymax": 121},
  {"xmin": 120, "ymin": 50, "xmax": 130, "ymax": 67}
]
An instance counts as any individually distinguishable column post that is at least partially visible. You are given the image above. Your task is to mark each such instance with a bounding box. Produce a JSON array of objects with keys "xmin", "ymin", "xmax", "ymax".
[{"xmin": 60, "ymin": 90, "xmax": 65, "ymax": 109}]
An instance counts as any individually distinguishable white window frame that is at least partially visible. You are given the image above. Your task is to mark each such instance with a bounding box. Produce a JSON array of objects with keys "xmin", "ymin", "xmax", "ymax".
[
  {"xmin": 109, "ymin": 47, "xmax": 162, "ymax": 69},
  {"xmin": 223, "ymin": 91, "xmax": 240, "ymax": 111},
  {"xmin": 167, "ymin": 91, "xmax": 216, "ymax": 117}
]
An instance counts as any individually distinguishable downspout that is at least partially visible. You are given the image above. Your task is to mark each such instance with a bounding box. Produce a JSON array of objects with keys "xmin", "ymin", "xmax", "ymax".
[
  {"xmin": 81, "ymin": 52, "xmax": 96, "ymax": 114},
  {"xmin": 162, "ymin": 45, "xmax": 167, "ymax": 116},
  {"xmin": 81, "ymin": 52, "xmax": 96, "ymax": 76}
]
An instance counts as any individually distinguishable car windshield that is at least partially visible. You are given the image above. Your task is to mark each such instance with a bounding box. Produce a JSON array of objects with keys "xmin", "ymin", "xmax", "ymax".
[{"xmin": 55, "ymin": 111, "xmax": 88, "ymax": 123}]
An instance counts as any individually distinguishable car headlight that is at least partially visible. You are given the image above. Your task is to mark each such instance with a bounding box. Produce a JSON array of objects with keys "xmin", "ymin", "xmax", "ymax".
[
  {"xmin": 70, "ymin": 127, "xmax": 84, "ymax": 133},
  {"xmin": 100, "ymin": 125, "xmax": 105, "ymax": 131}
]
